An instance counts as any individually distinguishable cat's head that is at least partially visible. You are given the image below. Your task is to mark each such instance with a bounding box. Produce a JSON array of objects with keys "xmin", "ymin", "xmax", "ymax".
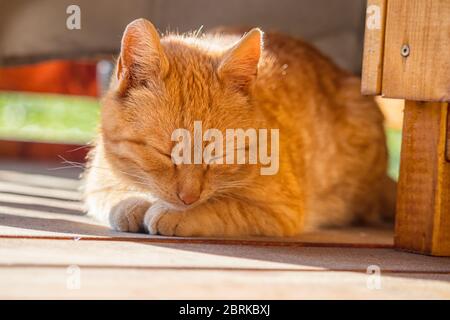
[{"xmin": 101, "ymin": 18, "xmax": 263, "ymax": 210}]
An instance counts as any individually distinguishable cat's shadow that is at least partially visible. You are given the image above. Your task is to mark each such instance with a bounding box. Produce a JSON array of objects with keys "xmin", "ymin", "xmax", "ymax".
[
  {"xmin": 1, "ymin": 212, "xmax": 449, "ymax": 285},
  {"xmin": 148, "ymin": 241, "xmax": 450, "ymax": 283},
  {"xmin": 0, "ymin": 212, "xmax": 149, "ymax": 238}
]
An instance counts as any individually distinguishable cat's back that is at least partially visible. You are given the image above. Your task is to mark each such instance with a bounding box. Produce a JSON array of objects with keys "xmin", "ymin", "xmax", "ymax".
[{"xmin": 209, "ymin": 27, "xmax": 347, "ymax": 86}]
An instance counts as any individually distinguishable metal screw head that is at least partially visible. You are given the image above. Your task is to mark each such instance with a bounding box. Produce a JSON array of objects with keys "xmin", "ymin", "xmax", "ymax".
[{"xmin": 401, "ymin": 44, "xmax": 410, "ymax": 57}]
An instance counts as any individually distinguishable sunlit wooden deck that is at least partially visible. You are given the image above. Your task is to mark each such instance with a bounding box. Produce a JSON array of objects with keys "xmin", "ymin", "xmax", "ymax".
[{"xmin": 0, "ymin": 161, "xmax": 449, "ymax": 299}]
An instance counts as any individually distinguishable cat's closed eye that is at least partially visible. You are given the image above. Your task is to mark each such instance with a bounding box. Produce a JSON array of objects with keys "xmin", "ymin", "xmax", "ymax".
[
  {"xmin": 108, "ymin": 137, "xmax": 147, "ymax": 147},
  {"xmin": 126, "ymin": 138, "xmax": 147, "ymax": 146},
  {"xmin": 109, "ymin": 138, "xmax": 172, "ymax": 162}
]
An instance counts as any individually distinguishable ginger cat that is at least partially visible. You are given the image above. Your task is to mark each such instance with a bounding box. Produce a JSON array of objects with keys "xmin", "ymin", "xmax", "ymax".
[{"xmin": 84, "ymin": 18, "xmax": 395, "ymax": 237}]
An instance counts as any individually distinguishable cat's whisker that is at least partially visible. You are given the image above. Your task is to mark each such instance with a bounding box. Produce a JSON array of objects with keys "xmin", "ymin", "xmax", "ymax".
[
  {"xmin": 60, "ymin": 156, "xmax": 149, "ymax": 184},
  {"xmin": 66, "ymin": 144, "xmax": 92, "ymax": 153},
  {"xmin": 57, "ymin": 156, "xmax": 154, "ymax": 187},
  {"xmin": 48, "ymin": 165, "xmax": 85, "ymax": 171},
  {"xmin": 86, "ymin": 188, "xmax": 148, "ymax": 196}
]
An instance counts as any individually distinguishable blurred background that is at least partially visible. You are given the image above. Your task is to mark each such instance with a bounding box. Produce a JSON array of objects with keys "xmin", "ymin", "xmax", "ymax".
[{"xmin": 0, "ymin": 0, "xmax": 401, "ymax": 179}]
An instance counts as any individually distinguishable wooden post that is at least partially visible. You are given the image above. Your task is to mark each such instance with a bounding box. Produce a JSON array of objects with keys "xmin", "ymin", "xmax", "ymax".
[
  {"xmin": 362, "ymin": 0, "xmax": 450, "ymax": 256},
  {"xmin": 361, "ymin": 0, "xmax": 387, "ymax": 95},
  {"xmin": 395, "ymin": 101, "xmax": 450, "ymax": 256},
  {"xmin": 383, "ymin": 0, "xmax": 450, "ymax": 256}
]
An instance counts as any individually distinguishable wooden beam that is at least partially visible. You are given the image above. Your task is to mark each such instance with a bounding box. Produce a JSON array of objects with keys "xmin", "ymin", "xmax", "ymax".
[
  {"xmin": 361, "ymin": 0, "xmax": 387, "ymax": 95},
  {"xmin": 383, "ymin": 0, "xmax": 450, "ymax": 101},
  {"xmin": 0, "ymin": 140, "xmax": 89, "ymax": 163},
  {"xmin": 395, "ymin": 101, "xmax": 450, "ymax": 256}
]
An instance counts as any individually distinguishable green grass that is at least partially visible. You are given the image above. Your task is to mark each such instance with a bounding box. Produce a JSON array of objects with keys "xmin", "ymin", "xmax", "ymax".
[
  {"xmin": 0, "ymin": 91, "xmax": 100, "ymax": 144},
  {"xmin": 0, "ymin": 91, "xmax": 401, "ymax": 180},
  {"xmin": 386, "ymin": 127, "xmax": 401, "ymax": 181}
]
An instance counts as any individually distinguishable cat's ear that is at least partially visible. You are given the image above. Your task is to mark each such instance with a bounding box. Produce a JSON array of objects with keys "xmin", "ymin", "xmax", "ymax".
[
  {"xmin": 116, "ymin": 18, "xmax": 169, "ymax": 95},
  {"xmin": 218, "ymin": 28, "xmax": 263, "ymax": 92}
]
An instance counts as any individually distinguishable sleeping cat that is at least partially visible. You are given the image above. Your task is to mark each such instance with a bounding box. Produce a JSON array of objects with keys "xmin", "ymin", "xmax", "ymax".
[{"xmin": 84, "ymin": 18, "xmax": 396, "ymax": 237}]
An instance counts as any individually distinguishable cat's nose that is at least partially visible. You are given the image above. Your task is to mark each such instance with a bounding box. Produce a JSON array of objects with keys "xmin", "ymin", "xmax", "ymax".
[{"xmin": 177, "ymin": 191, "xmax": 200, "ymax": 205}]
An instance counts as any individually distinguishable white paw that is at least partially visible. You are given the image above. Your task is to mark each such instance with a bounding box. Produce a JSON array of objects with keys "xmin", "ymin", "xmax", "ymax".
[
  {"xmin": 144, "ymin": 202, "xmax": 183, "ymax": 236},
  {"xmin": 109, "ymin": 198, "xmax": 151, "ymax": 233}
]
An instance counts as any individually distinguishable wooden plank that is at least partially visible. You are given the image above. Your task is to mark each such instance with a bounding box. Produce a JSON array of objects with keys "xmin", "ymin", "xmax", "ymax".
[
  {"xmin": 0, "ymin": 160, "xmax": 82, "ymax": 181},
  {"xmin": 0, "ymin": 193, "xmax": 83, "ymax": 212},
  {"xmin": 361, "ymin": 0, "xmax": 387, "ymax": 95},
  {"xmin": 0, "ymin": 61, "xmax": 98, "ymax": 96},
  {"xmin": 382, "ymin": 0, "xmax": 450, "ymax": 101},
  {"xmin": 1, "ymin": 267, "xmax": 450, "ymax": 299},
  {"xmin": 0, "ymin": 181, "xmax": 81, "ymax": 201},
  {"xmin": 0, "ymin": 140, "xmax": 89, "ymax": 163},
  {"xmin": 0, "ymin": 169, "xmax": 80, "ymax": 190},
  {"xmin": 395, "ymin": 101, "xmax": 450, "ymax": 256}
]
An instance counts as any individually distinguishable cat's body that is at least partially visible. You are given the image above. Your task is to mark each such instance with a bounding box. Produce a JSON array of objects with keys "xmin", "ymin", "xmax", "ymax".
[{"xmin": 84, "ymin": 19, "xmax": 395, "ymax": 237}]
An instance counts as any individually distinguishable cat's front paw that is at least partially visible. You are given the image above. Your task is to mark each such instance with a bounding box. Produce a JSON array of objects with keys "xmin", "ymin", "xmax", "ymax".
[
  {"xmin": 143, "ymin": 202, "xmax": 184, "ymax": 236},
  {"xmin": 109, "ymin": 198, "xmax": 151, "ymax": 233}
]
